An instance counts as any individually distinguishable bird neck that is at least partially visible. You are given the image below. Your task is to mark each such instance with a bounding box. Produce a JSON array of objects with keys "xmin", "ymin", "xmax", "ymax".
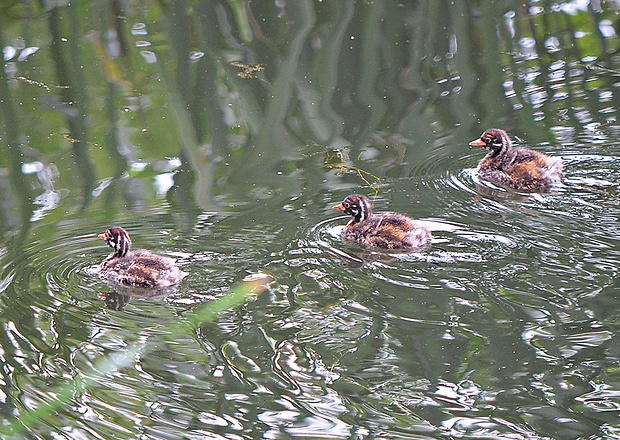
[
  {"xmin": 114, "ymin": 235, "xmax": 131, "ymax": 257},
  {"xmin": 488, "ymin": 137, "xmax": 511, "ymax": 158},
  {"xmin": 355, "ymin": 199, "xmax": 372, "ymax": 222}
]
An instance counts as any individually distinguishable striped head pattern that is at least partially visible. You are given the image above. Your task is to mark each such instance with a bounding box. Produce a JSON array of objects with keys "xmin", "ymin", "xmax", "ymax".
[
  {"xmin": 99, "ymin": 226, "xmax": 132, "ymax": 257},
  {"xmin": 333, "ymin": 194, "xmax": 373, "ymax": 223},
  {"xmin": 469, "ymin": 128, "xmax": 512, "ymax": 157}
]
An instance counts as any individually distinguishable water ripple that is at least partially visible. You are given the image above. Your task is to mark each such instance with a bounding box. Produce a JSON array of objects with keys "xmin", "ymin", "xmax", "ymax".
[
  {"xmin": 297, "ymin": 213, "xmax": 518, "ymax": 298},
  {"xmin": 9, "ymin": 232, "xmax": 101, "ymax": 296}
]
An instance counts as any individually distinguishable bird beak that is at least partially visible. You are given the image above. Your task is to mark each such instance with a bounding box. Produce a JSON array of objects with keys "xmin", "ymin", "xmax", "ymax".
[
  {"xmin": 333, "ymin": 203, "xmax": 346, "ymax": 211},
  {"xmin": 469, "ymin": 138, "xmax": 486, "ymax": 147},
  {"xmin": 98, "ymin": 232, "xmax": 106, "ymax": 239}
]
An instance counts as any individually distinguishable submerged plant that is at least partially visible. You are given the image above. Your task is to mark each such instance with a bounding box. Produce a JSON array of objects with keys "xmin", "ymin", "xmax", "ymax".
[{"xmin": 305, "ymin": 144, "xmax": 382, "ymax": 193}]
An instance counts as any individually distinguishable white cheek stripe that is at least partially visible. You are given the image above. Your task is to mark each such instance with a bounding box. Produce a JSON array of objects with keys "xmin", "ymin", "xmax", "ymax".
[
  {"xmin": 359, "ymin": 199, "xmax": 368, "ymax": 221},
  {"xmin": 122, "ymin": 235, "xmax": 131, "ymax": 256}
]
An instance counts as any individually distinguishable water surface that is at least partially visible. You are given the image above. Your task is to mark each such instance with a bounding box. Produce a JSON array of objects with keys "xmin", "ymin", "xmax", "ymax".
[{"xmin": 1, "ymin": 1, "xmax": 620, "ymax": 438}]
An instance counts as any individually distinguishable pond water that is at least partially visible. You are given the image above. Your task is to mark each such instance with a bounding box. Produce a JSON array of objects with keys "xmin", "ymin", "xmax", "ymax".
[{"xmin": 1, "ymin": 1, "xmax": 620, "ymax": 438}]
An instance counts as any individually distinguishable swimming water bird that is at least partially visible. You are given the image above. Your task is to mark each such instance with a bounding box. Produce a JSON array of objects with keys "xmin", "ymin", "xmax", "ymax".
[
  {"xmin": 469, "ymin": 128, "xmax": 562, "ymax": 191},
  {"xmin": 333, "ymin": 194, "xmax": 431, "ymax": 250},
  {"xmin": 98, "ymin": 226, "xmax": 187, "ymax": 288}
]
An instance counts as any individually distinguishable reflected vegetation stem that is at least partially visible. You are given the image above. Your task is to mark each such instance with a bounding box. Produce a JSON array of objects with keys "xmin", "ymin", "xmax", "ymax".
[
  {"xmin": 478, "ymin": 1, "xmax": 510, "ymax": 124},
  {"xmin": 0, "ymin": 22, "xmax": 34, "ymax": 258},
  {"xmin": 448, "ymin": 1, "xmax": 478, "ymax": 134},
  {"xmin": 587, "ymin": 2, "xmax": 620, "ymax": 111},
  {"xmin": 310, "ymin": 1, "xmax": 352, "ymax": 143},
  {"xmin": 44, "ymin": 2, "xmax": 96, "ymax": 208},
  {"xmin": 559, "ymin": 12, "xmax": 582, "ymax": 125},
  {"xmin": 100, "ymin": 1, "xmax": 131, "ymax": 176},
  {"xmin": 0, "ymin": 21, "xmax": 35, "ymax": 429},
  {"xmin": 110, "ymin": 0, "xmax": 129, "ymax": 58},
  {"xmin": 156, "ymin": 0, "xmax": 218, "ymax": 210},
  {"xmin": 252, "ymin": 0, "xmax": 315, "ymax": 152},
  {"xmin": 355, "ymin": 2, "xmax": 387, "ymax": 141},
  {"xmin": 194, "ymin": 1, "xmax": 229, "ymax": 156},
  {"xmin": 532, "ymin": 3, "xmax": 563, "ymax": 135},
  {"xmin": 169, "ymin": 151, "xmax": 200, "ymax": 235},
  {"xmin": 156, "ymin": 58, "xmax": 215, "ymax": 210}
]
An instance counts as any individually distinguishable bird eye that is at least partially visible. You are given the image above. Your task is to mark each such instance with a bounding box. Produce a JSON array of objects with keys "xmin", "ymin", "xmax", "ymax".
[{"xmin": 344, "ymin": 202, "xmax": 350, "ymax": 208}]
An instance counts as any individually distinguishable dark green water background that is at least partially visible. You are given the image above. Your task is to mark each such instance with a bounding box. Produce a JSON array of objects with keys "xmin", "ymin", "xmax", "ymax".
[{"xmin": 1, "ymin": 1, "xmax": 620, "ymax": 438}]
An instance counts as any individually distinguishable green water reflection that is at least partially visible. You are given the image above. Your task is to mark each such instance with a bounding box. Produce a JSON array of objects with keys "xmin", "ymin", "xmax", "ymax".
[{"xmin": 1, "ymin": 1, "xmax": 620, "ymax": 438}]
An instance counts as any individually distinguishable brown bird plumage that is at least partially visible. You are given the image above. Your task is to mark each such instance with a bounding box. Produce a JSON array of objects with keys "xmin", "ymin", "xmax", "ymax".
[
  {"xmin": 98, "ymin": 227, "xmax": 187, "ymax": 288},
  {"xmin": 333, "ymin": 194, "xmax": 431, "ymax": 250},
  {"xmin": 470, "ymin": 128, "xmax": 562, "ymax": 191}
]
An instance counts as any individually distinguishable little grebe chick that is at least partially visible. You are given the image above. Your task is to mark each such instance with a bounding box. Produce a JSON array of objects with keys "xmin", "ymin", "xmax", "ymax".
[
  {"xmin": 469, "ymin": 128, "xmax": 562, "ymax": 191},
  {"xmin": 333, "ymin": 194, "xmax": 431, "ymax": 250},
  {"xmin": 98, "ymin": 227, "xmax": 187, "ymax": 288}
]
